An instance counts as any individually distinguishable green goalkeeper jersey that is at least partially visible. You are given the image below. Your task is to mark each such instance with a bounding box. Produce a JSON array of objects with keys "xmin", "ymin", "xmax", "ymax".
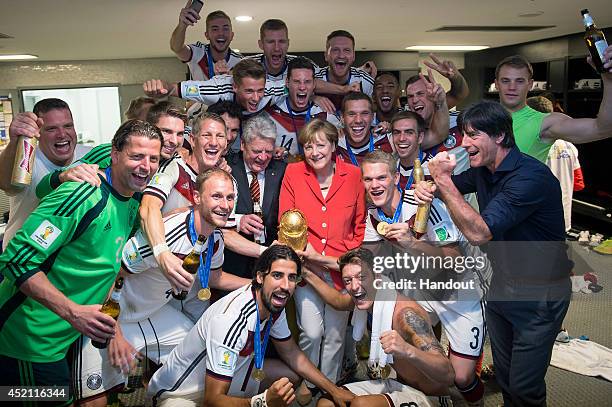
[{"xmin": 0, "ymin": 173, "xmax": 139, "ymax": 363}]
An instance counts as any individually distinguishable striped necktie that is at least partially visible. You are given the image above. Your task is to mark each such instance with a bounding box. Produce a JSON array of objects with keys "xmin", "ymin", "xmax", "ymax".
[{"xmin": 249, "ymin": 171, "xmax": 260, "ymax": 203}]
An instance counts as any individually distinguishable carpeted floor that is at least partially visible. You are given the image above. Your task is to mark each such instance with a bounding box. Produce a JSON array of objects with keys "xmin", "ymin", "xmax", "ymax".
[{"xmin": 118, "ymin": 241, "xmax": 612, "ymax": 407}]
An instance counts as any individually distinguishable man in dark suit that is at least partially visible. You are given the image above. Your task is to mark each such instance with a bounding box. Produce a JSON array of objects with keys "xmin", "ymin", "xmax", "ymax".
[{"xmin": 223, "ymin": 115, "xmax": 287, "ymax": 280}]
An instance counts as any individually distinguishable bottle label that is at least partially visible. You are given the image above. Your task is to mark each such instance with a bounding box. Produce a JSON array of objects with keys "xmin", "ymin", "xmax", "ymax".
[
  {"xmin": 595, "ymin": 39, "xmax": 608, "ymax": 58},
  {"xmin": 193, "ymin": 241, "xmax": 205, "ymax": 253},
  {"xmin": 583, "ymin": 14, "xmax": 594, "ymax": 27}
]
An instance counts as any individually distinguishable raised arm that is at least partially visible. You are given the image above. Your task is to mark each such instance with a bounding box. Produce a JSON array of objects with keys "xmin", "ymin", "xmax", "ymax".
[
  {"xmin": 170, "ymin": 1, "xmax": 200, "ymax": 62},
  {"xmin": 541, "ymin": 46, "xmax": 612, "ymax": 144},
  {"xmin": 0, "ymin": 112, "xmax": 43, "ymax": 195},
  {"xmin": 420, "ymin": 71, "xmax": 450, "ymax": 150},
  {"xmin": 424, "ymin": 53, "xmax": 469, "ymax": 109}
]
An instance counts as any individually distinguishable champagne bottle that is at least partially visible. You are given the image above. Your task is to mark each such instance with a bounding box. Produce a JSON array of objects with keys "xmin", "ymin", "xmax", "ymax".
[
  {"xmin": 11, "ymin": 136, "xmax": 38, "ymax": 187},
  {"xmin": 581, "ymin": 9, "xmax": 609, "ymax": 73},
  {"xmin": 412, "ymin": 159, "xmax": 431, "ymax": 237},
  {"xmin": 173, "ymin": 235, "xmax": 206, "ymax": 300},
  {"xmin": 92, "ymin": 277, "xmax": 124, "ymax": 349}
]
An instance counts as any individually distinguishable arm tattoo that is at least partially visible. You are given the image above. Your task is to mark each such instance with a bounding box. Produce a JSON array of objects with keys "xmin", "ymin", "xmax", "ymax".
[{"xmin": 401, "ymin": 309, "xmax": 445, "ymax": 355}]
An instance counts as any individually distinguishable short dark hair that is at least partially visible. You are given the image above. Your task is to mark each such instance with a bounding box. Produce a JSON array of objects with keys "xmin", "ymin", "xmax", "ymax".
[
  {"xmin": 207, "ymin": 100, "xmax": 243, "ymax": 122},
  {"xmin": 287, "ymin": 57, "xmax": 315, "ymax": 79},
  {"xmin": 458, "ymin": 101, "xmax": 515, "ymax": 148},
  {"xmin": 232, "ymin": 59, "xmax": 266, "ymax": 86},
  {"xmin": 375, "ymin": 71, "xmax": 399, "ymax": 85},
  {"xmin": 112, "ymin": 119, "xmax": 163, "ymax": 152},
  {"xmin": 125, "ymin": 96, "xmax": 155, "ymax": 121},
  {"xmin": 146, "ymin": 101, "xmax": 187, "ymax": 127},
  {"xmin": 326, "ymin": 30, "xmax": 355, "ymax": 48},
  {"xmin": 33, "ymin": 98, "xmax": 71, "ymax": 116},
  {"xmin": 252, "ymin": 245, "xmax": 302, "ymax": 289},
  {"xmin": 390, "ymin": 111, "xmax": 426, "ymax": 135},
  {"xmin": 341, "ymin": 91, "xmax": 373, "ymax": 114},
  {"xmin": 495, "ymin": 55, "xmax": 533, "ymax": 79},
  {"xmin": 195, "ymin": 168, "xmax": 233, "ymax": 192},
  {"xmin": 260, "ymin": 19, "xmax": 288, "ymax": 39},
  {"xmin": 405, "ymin": 73, "xmax": 429, "ymax": 89},
  {"xmin": 206, "ymin": 10, "xmax": 231, "ymax": 29},
  {"xmin": 526, "ymin": 96, "xmax": 553, "ymax": 113},
  {"xmin": 338, "ymin": 247, "xmax": 375, "ymax": 276}
]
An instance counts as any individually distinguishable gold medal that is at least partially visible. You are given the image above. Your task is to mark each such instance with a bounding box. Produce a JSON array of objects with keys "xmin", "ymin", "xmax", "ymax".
[
  {"xmin": 198, "ymin": 287, "xmax": 211, "ymax": 301},
  {"xmin": 251, "ymin": 368, "xmax": 266, "ymax": 381},
  {"xmin": 376, "ymin": 221, "xmax": 389, "ymax": 236},
  {"xmin": 381, "ymin": 364, "xmax": 391, "ymax": 379}
]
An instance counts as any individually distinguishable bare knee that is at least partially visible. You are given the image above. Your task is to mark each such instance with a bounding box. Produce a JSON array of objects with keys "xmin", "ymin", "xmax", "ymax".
[{"xmin": 316, "ymin": 397, "xmax": 335, "ymax": 407}]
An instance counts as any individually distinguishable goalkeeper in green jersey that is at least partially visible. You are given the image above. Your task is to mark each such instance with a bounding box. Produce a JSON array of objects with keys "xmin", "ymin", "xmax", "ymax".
[{"xmin": 0, "ymin": 120, "xmax": 162, "ymax": 404}]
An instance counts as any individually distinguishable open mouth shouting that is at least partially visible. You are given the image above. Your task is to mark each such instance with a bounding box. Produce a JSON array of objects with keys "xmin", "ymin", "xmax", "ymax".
[
  {"xmin": 53, "ymin": 139, "xmax": 72, "ymax": 155},
  {"xmin": 379, "ymin": 96, "xmax": 393, "ymax": 111},
  {"xmin": 270, "ymin": 290, "xmax": 290, "ymax": 309},
  {"xmin": 130, "ymin": 171, "xmax": 151, "ymax": 190}
]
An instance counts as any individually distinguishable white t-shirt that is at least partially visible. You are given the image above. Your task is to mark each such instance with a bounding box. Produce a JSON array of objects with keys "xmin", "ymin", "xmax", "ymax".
[
  {"xmin": 147, "ymin": 285, "xmax": 291, "ymax": 403},
  {"xmin": 546, "ymin": 139, "xmax": 581, "ymax": 231},
  {"xmin": 3, "ymin": 144, "xmax": 90, "ymax": 249},
  {"xmin": 120, "ymin": 210, "xmax": 224, "ymax": 322}
]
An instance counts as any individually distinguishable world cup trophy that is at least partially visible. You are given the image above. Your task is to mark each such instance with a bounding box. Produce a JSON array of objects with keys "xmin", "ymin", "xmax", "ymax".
[{"xmin": 278, "ymin": 209, "xmax": 308, "ymax": 251}]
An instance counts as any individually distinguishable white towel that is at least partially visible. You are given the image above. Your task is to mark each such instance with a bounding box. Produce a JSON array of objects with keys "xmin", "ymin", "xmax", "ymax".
[
  {"xmin": 550, "ymin": 339, "xmax": 612, "ymax": 382},
  {"xmin": 369, "ymin": 281, "xmax": 397, "ymax": 370}
]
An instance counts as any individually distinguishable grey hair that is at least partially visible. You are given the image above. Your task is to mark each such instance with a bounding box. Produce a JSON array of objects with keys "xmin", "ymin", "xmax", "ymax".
[{"xmin": 241, "ymin": 115, "xmax": 277, "ymax": 145}]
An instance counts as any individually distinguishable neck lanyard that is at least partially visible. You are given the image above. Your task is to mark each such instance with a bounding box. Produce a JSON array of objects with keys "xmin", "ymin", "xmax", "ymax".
[
  {"xmin": 286, "ymin": 99, "xmax": 311, "ymax": 155},
  {"xmin": 188, "ymin": 208, "xmax": 215, "ymax": 294},
  {"xmin": 346, "ymin": 133, "xmax": 374, "ymax": 166},
  {"xmin": 206, "ymin": 44, "xmax": 231, "ymax": 79},
  {"xmin": 105, "ymin": 166, "xmax": 113, "ymax": 187},
  {"xmin": 377, "ymin": 190, "xmax": 403, "ymax": 225},
  {"xmin": 396, "ymin": 150, "xmax": 423, "ymax": 192},
  {"xmin": 252, "ymin": 289, "xmax": 273, "ymax": 380}
]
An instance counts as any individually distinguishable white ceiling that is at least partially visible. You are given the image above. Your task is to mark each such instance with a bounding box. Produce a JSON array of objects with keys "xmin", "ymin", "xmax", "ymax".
[{"xmin": 1, "ymin": 0, "xmax": 611, "ymax": 61}]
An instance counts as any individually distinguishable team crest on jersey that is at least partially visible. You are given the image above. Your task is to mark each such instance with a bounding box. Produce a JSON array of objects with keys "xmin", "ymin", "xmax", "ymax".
[
  {"xmin": 123, "ymin": 240, "xmax": 143, "ymax": 268},
  {"xmin": 185, "ymin": 85, "xmax": 199, "ymax": 97},
  {"xmin": 443, "ymin": 135, "xmax": 457, "ymax": 149},
  {"xmin": 86, "ymin": 373, "xmax": 102, "ymax": 390},
  {"xmin": 217, "ymin": 348, "xmax": 237, "ymax": 371},
  {"xmin": 150, "ymin": 174, "xmax": 162, "ymax": 186},
  {"xmin": 30, "ymin": 220, "xmax": 62, "ymax": 249},
  {"xmin": 435, "ymin": 226, "xmax": 450, "ymax": 241}
]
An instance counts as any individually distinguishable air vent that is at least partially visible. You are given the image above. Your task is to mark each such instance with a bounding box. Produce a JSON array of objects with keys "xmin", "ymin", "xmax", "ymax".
[
  {"xmin": 429, "ymin": 25, "xmax": 555, "ymax": 32},
  {"xmin": 0, "ymin": 33, "xmax": 14, "ymax": 39}
]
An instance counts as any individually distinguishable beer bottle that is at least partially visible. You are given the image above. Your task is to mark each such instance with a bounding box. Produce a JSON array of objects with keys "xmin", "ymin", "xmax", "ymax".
[
  {"xmin": 253, "ymin": 202, "xmax": 265, "ymax": 243},
  {"xmin": 173, "ymin": 235, "xmax": 205, "ymax": 300},
  {"xmin": 412, "ymin": 159, "xmax": 431, "ymax": 237},
  {"xmin": 581, "ymin": 9, "xmax": 609, "ymax": 73},
  {"xmin": 11, "ymin": 136, "xmax": 38, "ymax": 187},
  {"xmin": 92, "ymin": 277, "xmax": 124, "ymax": 349}
]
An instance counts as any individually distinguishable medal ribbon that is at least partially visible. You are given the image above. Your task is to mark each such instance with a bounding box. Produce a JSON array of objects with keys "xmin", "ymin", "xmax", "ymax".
[
  {"xmin": 396, "ymin": 150, "xmax": 423, "ymax": 192},
  {"xmin": 206, "ymin": 44, "xmax": 232, "ymax": 79},
  {"xmin": 286, "ymin": 99, "xmax": 311, "ymax": 155},
  {"xmin": 188, "ymin": 208, "xmax": 215, "ymax": 292},
  {"xmin": 253, "ymin": 289, "xmax": 273, "ymax": 372},
  {"xmin": 346, "ymin": 133, "xmax": 374, "ymax": 166}
]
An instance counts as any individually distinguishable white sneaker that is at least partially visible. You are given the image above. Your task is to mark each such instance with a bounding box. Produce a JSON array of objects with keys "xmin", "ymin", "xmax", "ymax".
[
  {"xmin": 590, "ymin": 233, "xmax": 604, "ymax": 247},
  {"xmin": 578, "ymin": 230, "xmax": 590, "ymax": 245}
]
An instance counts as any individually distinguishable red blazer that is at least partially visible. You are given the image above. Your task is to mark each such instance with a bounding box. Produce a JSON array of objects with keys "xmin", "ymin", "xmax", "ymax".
[{"xmin": 279, "ymin": 155, "xmax": 366, "ymax": 289}]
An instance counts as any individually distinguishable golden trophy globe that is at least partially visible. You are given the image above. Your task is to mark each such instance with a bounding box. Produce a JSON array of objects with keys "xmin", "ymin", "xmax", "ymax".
[{"xmin": 278, "ymin": 209, "xmax": 308, "ymax": 251}]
